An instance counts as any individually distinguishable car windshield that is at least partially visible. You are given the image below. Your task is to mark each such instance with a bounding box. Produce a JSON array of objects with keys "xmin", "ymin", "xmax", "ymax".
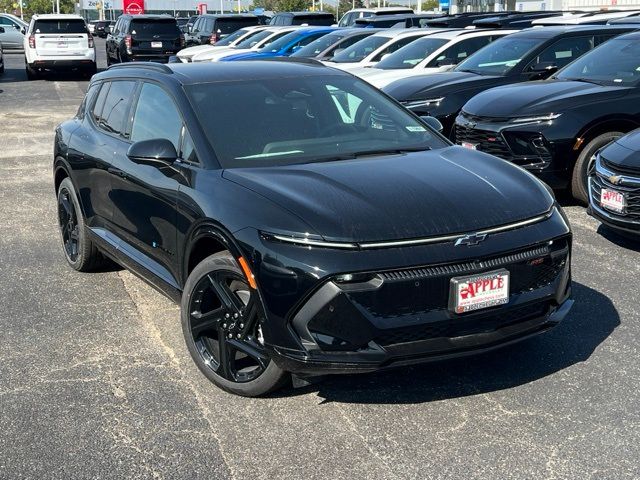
[
  {"xmin": 291, "ymin": 32, "xmax": 345, "ymax": 57},
  {"xmin": 555, "ymin": 37, "xmax": 640, "ymax": 86},
  {"xmin": 235, "ymin": 29, "xmax": 277, "ymax": 48},
  {"xmin": 454, "ymin": 37, "xmax": 542, "ymax": 76},
  {"xmin": 215, "ymin": 27, "xmax": 253, "ymax": 46},
  {"xmin": 258, "ymin": 30, "xmax": 304, "ymax": 52},
  {"xmin": 186, "ymin": 75, "xmax": 448, "ymax": 168},
  {"xmin": 330, "ymin": 35, "xmax": 390, "ymax": 63},
  {"xmin": 374, "ymin": 37, "xmax": 448, "ymax": 70},
  {"xmin": 33, "ymin": 19, "xmax": 87, "ymax": 34},
  {"xmin": 130, "ymin": 19, "xmax": 179, "ymax": 35}
]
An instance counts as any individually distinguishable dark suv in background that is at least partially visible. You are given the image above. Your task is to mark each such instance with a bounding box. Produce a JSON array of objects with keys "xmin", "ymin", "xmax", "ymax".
[
  {"xmin": 269, "ymin": 11, "xmax": 335, "ymax": 26},
  {"xmin": 185, "ymin": 14, "xmax": 259, "ymax": 46},
  {"xmin": 106, "ymin": 14, "xmax": 183, "ymax": 64}
]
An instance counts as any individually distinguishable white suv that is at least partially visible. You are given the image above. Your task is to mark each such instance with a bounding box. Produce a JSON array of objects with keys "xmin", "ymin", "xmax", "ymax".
[{"xmin": 24, "ymin": 14, "xmax": 96, "ymax": 80}]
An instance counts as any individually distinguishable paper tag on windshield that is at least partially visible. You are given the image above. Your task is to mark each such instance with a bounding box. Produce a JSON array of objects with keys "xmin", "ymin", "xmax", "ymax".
[{"xmin": 406, "ymin": 126, "xmax": 426, "ymax": 132}]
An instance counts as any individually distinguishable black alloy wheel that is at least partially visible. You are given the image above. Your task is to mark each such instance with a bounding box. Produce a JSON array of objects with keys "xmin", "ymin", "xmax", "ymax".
[
  {"xmin": 56, "ymin": 178, "xmax": 108, "ymax": 272},
  {"xmin": 58, "ymin": 185, "xmax": 80, "ymax": 263},
  {"xmin": 181, "ymin": 252, "xmax": 287, "ymax": 396}
]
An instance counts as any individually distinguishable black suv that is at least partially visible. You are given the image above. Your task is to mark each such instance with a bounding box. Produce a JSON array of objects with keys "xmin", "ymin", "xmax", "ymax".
[
  {"xmin": 269, "ymin": 11, "xmax": 335, "ymax": 26},
  {"xmin": 455, "ymin": 31, "xmax": 640, "ymax": 202},
  {"xmin": 106, "ymin": 15, "xmax": 183, "ymax": 64},
  {"xmin": 53, "ymin": 61, "xmax": 572, "ymax": 396},
  {"xmin": 185, "ymin": 14, "xmax": 259, "ymax": 46},
  {"xmin": 384, "ymin": 25, "xmax": 635, "ymax": 138}
]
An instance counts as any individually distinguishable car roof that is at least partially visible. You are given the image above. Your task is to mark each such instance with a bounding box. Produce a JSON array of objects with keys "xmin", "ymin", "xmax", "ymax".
[
  {"xmin": 426, "ymin": 28, "xmax": 512, "ymax": 40},
  {"xmin": 348, "ymin": 7, "xmax": 413, "ymax": 12},
  {"xmin": 507, "ymin": 24, "xmax": 639, "ymax": 38},
  {"xmin": 370, "ymin": 28, "xmax": 442, "ymax": 39},
  {"xmin": 32, "ymin": 14, "xmax": 84, "ymax": 20},
  {"xmin": 120, "ymin": 14, "xmax": 178, "ymax": 20},
  {"xmin": 275, "ymin": 11, "xmax": 333, "ymax": 16},
  {"xmin": 197, "ymin": 13, "xmax": 258, "ymax": 18},
  {"xmin": 97, "ymin": 60, "xmax": 346, "ymax": 85}
]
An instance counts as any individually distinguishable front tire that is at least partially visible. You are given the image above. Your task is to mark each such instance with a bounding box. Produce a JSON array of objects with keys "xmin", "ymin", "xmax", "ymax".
[
  {"xmin": 572, "ymin": 132, "xmax": 623, "ymax": 203},
  {"xmin": 57, "ymin": 178, "xmax": 107, "ymax": 272},
  {"xmin": 181, "ymin": 252, "xmax": 288, "ymax": 397}
]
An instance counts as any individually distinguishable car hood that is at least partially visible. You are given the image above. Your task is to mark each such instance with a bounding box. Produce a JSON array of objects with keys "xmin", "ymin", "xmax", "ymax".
[
  {"xmin": 463, "ymin": 80, "xmax": 631, "ymax": 117},
  {"xmin": 601, "ymin": 130, "xmax": 640, "ymax": 171},
  {"xmin": 220, "ymin": 51, "xmax": 278, "ymax": 61},
  {"xmin": 177, "ymin": 44, "xmax": 214, "ymax": 59},
  {"xmin": 383, "ymin": 71, "xmax": 501, "ymax": 101},
  {"xmin": 364, "ymin": 68, "xmax": 444, "ymax": 89},
  {"xmin": 222, "ymin": 147, "xmax": 554, "ymax": 243}
]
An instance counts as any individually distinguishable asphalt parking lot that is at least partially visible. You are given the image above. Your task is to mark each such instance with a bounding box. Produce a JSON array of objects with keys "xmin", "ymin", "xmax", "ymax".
[{"xmin": 1, "ymin": 39, "xmax": 639, "ymax": 479}]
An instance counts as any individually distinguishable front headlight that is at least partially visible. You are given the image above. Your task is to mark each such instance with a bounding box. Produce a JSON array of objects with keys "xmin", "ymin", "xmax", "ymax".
[
  {"xmin": 510, "ymin": 113, "xmax": 561, "ymax": 124},
  {"xmin": 401, "ymin": 97, "xmax": 444, "ymax": 110}
]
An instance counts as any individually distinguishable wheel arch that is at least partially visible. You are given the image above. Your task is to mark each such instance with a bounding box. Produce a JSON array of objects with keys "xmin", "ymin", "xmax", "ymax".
[
  {"xmin": 183, "ymin": 221, "xmax": 252, "ymax": 286},
  {"xmin": 574, "ymin": 116, "xmax": 640, "ymax": 153}
]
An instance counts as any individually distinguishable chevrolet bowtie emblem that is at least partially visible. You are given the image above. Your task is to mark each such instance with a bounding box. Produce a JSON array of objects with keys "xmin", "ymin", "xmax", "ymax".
[
  {"xmin": 608, "ymin": 175, "xmax": 623, "ymax": 186},
  {"xmin": 455, "ymin": 233, "xmax": 487, "ymax": 246}
]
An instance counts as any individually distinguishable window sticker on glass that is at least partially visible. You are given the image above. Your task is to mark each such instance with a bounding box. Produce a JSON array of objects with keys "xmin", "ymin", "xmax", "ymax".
[{"xmin": 406, "ymin": 126, "xmax": 426, "ymax": 132}]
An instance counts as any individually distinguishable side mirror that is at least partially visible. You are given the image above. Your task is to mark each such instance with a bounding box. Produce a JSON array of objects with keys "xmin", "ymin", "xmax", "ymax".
[
  {"xmin": 420, "ymin": 116, "xmax": 444, "ymax": 133},
  {"xmin": 437, "ymin": 58, "xmax": 455, "ymax": 67},
  {"xmin": 291, "ymin": 45, "xmax": 302, "ymax": 53},
  {"xmin": 331, "ymin": 48, "xmax": 344, "ymax": 56},
  {"xmin": 529, "ymin": 61, "xmax": 558, "ymax": 78},
  {"xmin": 0, "ymin": 27, "xmax": 5, "ymax": 34},
  {"xmin": 127, "ymin": 139, "xmax": 178, "ymax": 166},
  {"xmin": 21, "ymin": 26, "xmax": 26, "ymax": 34}
]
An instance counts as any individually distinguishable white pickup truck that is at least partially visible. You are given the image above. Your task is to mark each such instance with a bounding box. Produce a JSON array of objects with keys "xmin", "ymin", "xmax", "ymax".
[{"xmin": 24, "ymin": 14, "xmax": 96, "ymax": 80}]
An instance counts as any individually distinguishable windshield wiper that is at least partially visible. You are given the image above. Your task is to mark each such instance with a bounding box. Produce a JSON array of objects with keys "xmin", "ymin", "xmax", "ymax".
[
  {"xmin": 456, "ymin": 68, "xmax": 481, "ymax": 75},
  {"xmin": 346, "ymin": 147, "xmax": 432, "ymax": 158}
]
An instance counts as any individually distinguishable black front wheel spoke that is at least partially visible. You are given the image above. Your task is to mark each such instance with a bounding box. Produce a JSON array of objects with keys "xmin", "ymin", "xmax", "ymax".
[
  {"xmin": 190, "ymin": 308, "xmax": 223, "ymax": 337},
  {"xmin": 208, "ymin": 273, "xmax": 245, "ymax": 315},
  {"xmin": 228, "ymin": 338, "xmax": 269, "ymax": 371}
]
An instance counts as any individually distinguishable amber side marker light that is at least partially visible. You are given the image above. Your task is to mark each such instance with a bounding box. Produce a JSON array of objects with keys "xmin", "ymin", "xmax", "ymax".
[
  {"xmin": 238, "ymin": 257, "xmax": 257, "ymax": 290},
  {"xmin": 573, "ymin": 137, "xmax": 585, "ymax": 151}
]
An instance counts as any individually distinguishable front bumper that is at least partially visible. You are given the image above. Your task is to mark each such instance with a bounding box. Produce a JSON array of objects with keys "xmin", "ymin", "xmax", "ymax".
[
  {"xmin": 453, "ymin": 113, "xmax": 574, "ymax": 188},
  {"xmin": 129, "ymin": 52, "xmax": 178, "ymax": 63},
  {"xmin": 258, "ymin": 226, "xmax": 572, "ymax": 376},
  {"xmin": 588, "ymin": 157, "xmax": 640, "ymax": 236}
]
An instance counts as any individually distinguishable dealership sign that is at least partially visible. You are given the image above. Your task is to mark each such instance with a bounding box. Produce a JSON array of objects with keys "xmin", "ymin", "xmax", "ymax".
[{"xmin": 123, "ymin": 0, "xmax": 144, "ymax": 14}]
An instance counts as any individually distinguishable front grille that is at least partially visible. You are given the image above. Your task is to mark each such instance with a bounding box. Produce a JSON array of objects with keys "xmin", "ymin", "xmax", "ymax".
[
  {"xmin": 349, "ymin": 239, "xmax": 569, "ymax": 322},
  {"xmin": 602, "ymin": 157, "xmax": 640, "ymax": 176},
  {"xmin": 590, "ymin": 173, "xmax": 640, "ymax": 221},
  {"xmin": 453, "ymin": 123, "xmax": 512, "ymax": 159},
  {"xmin": 374, "ymin": 301, "xmax": 548, "ymax": 346}
]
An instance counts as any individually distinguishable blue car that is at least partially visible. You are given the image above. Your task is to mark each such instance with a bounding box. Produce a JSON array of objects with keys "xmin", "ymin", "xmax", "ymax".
[{"xmin": 220, "ymin": 27, "xmax": 337, "ymax": 61}]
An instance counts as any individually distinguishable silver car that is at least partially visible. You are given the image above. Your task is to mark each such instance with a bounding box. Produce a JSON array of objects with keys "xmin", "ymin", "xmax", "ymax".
[{"xmin": 0, "ymin": 14, "xmax": 26, "ymax": 50}]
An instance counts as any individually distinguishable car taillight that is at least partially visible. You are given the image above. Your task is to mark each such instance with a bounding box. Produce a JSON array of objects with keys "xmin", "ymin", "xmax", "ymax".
[
  {"xmin": 88, "ymin": 34, "xmax": 94, "ymax": 48},
  {"xmin": 28, "ymin": 34, "xmax": 35, "ymax": 49},
  {"xmin": 125, "ymin": 34, "xmax": 132, "ymax": 54},
  {"xmin": 180, "ymin": 34, "xmax": 185, "ymax": 48}
]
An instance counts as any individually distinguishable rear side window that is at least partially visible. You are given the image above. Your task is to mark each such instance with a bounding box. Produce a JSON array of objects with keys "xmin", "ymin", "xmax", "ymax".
[
  {"xmin": 215, "ymin": 18, "xmax": 259, "ymax": 34},
  {"xmin": 34, "ymin": 19, "xmax": 87, "ymax": 34},
  {"xmin": 428, "ymin": 36, "xmax": 493, "ymax": 68},
  {"xmin": 96, "ymin": 81, "xmax": 136, "ymax": 136},
  {"xmin": 372, "ymin": 36, "xmax": 421, "ymax": 62},
  {"xmin": 92, "ymin": 83, "xmax": 109, "ymax": 123},
  {"xmin": 130, "ymin": 19, "xmax": 179, "ymax": 35},
  {"xmin": 78, "ymin": 83, "xmax": 99, "ymax": 118},
  {"xmin": 131, "ymin": 83, "xmax": 183, "ymax": 150}
]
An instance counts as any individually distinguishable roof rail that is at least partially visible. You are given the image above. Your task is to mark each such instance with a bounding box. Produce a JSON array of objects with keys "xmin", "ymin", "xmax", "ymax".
[{"xmin": 107, "ymin": 62, "xmax": 173, "ymax": 74}]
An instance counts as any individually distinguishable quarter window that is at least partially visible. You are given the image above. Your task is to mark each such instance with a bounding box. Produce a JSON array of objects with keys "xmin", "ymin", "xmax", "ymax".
[
  {"xmin": 97, "ymin": 81, "xmax": 136, "ymax": 136},
  {"xmin": 92, "ymin": 82, "xmax": 109, "ymax": 124},
  {"xmin": 131, "ymin": 83, "xmax": 183, "ymax": 150}
]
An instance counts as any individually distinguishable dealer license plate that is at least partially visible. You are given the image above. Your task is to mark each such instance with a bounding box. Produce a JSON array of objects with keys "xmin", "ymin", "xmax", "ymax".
[
  {"xmin": 151, "ymin": 41, "xmax": 163, "ymax": 48},
  {"xmin": 461, "ymin": 141, "xmax": 477, "ymax": 150},
  {"xmin": 600, "ymin": 188, "xmax": 625, "ymax": 214},
  {"xmin": 450, "ymin": 269, "xmax": 509, "ymax": 314}
]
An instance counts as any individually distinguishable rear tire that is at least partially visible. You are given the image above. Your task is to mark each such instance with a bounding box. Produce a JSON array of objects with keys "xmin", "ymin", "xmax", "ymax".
[
  {"xmin": 57, "ymin": 178, "xmax": 108, "ymax": 272},
  {"xmin": 572, "ymin": 132, "xmax": 623, "ymax": 203},
  {"xmin": 181, "ymin": 251, "xmax": 288, "ymax": 397}
]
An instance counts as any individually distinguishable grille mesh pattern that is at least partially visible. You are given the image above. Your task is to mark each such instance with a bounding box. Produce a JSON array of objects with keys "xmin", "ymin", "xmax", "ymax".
[{"xmin": 591, "ymin": 174, "xmax": 640, "ymax": 221}]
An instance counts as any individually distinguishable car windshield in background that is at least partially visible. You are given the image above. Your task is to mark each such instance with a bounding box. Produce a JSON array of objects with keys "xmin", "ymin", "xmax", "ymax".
[
  {"xmin": 34, "ymin": 19, "xmax": 87, "ymax": 34},
  {"xmin": 217, "ymin": 19, "xmax": 258, "ymax": 34},
  {"xmin": 331, "ymin": 36, "xmax": 389, "ymax": 63},
  {"xmin": 292, "ymin": 15, "xmax": 333, "ymax": 26},
  {"xmin": 375, "ymin": 38, "xmax": 448, "ymax": 69},
  {"xmin": 556, "ymin": 37, "xmax": 640, "ymax": 86},
  {"xmin": 130, "ymin": 19, "xmax": 179, "ymax": 35},
  {"xmin": 291, "ymin": 32, "xmax": 345, "ymax": 57},
  {"xmin": 235, "ymin": 29, "xmax": 275, "ymax": 48},
  {"xmin": 455, "ymin": 37, "xmax": 542, "ymax": 76},
  {"xmin": 258, "ymin": 30, "xmax": 304, "ymax": 52},
  {"xmin": 186, "ymin": 75, "xmax": 447, "ymax": 168},
  {"xmin": 215, "ymin": 27, "xmax": 252, "ymax": 46}
]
